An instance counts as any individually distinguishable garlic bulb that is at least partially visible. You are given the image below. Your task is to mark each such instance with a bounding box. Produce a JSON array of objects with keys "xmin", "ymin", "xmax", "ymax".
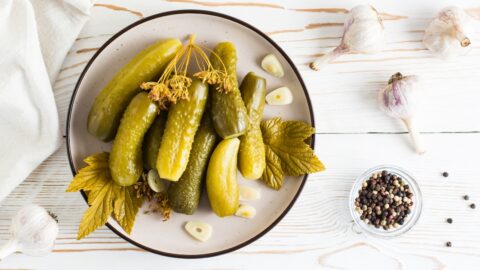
[
  {"xmin": 310, "ymin": 5, "xmax": 385, "ymax": 70},
  {"xmin": 0, "ymin": 204, "xmax": 59, "ymax": 260},
  {"xmin": 423, "ymin": 7, "xmax": 474, "ymax": 60},
  {"xmin": 378, "ymin": 72, "xmax": 425, "ymax": 155}
]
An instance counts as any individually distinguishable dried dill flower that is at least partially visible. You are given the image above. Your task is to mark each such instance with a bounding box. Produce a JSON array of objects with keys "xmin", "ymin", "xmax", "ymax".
[
  {"xmin": 133, "ymin": 173, "xmax": 172, "ymax": 221},
  {"xmin": 141, "ymin": 34, "xmax": 232, "ymax": 109}
]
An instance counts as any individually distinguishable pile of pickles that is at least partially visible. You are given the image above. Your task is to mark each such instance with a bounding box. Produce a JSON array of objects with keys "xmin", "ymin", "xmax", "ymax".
[{"xmin": 87, "ymin": 38, "xmax": 267, "ymax": 217}]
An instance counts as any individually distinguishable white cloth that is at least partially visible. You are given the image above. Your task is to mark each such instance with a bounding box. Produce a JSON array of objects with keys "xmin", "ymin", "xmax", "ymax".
[{"xmin": 0, "ymin": 0, "xmax": 92, "ymax": 201}]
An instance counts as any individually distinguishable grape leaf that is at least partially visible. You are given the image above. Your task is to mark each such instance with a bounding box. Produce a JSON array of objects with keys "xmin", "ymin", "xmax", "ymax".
[
  {"xmin": 66, "ymin": 152, "xmax": 142, "ymax": 239},
  {"xmin": 260, "ymin": 117, "xmax": 325, "ymax": 189}
]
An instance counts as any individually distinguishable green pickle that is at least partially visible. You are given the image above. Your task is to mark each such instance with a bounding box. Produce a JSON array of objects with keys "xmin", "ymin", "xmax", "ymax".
[
  {"xmin": 142, "ymin": 113, "xmax": 167, "ymax": 170},
  {"xmin": 209, "ymin": 42, "xmax": 249, "ymax": 139},
  {"xmin": 206, "ymin": 138, "xmax": 240, "ymax": 217},
  {"xmin": 156, "ymin": 78, "xmax": 208, "ymax": 181},
  {"xmin": 168, "ymin": 115, "xmax": 218, "ymax": 214},
  {"xmin": 88, "ymin": 38, "xmax": 182, "ymax": 142},
  {"xmin": 238, "ymin": 72, "xmax": 267, "ymax": 180},
  {"xmin": 110, "ymin": 92, "xmax": 159, "ymax": 186}
]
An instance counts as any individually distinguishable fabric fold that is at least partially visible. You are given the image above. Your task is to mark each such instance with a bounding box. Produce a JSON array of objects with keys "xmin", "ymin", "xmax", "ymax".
[{"xmin": 0, "ymin": 0, "xmax": 93, "ymax": 202}]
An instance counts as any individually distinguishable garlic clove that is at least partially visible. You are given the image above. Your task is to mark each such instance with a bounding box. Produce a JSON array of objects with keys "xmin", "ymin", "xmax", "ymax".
[
  {"xmin": 239, "ymin": 185, "xmax": 261, "ymax": 201},
  {"xmin": 310, "ymin": 5, "xmax": 384, "ymax": 71},
  {"xmin": 423, "ymin": 6, "xmax": 474, "ymax": 60},
  {"xmin": 185, "ymin": 221, "xmax": 212, "ymax": 242},
  {"xmin": 266, "ymin": 87, "xmax": 293, "ymax": 105},
  {"xmin": 235, "ymin": 205, "xmax": 257, "ymax": 219},
  {"xmin": 147, "ymin": 169, "xmax": 167, "ymax": 193},
  {"xmin": 0, "ymin": 204, "xmax": 59, "ymax": 260},
  {"xmin": 261, "ymin": 54, "xmax": 284, "ymax": 77}
]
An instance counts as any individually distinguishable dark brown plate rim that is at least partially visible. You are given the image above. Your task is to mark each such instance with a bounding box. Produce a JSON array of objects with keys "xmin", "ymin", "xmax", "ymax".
[{"xmin": 66, "ymin": 9, "xmax": 315, "ymax": 259}]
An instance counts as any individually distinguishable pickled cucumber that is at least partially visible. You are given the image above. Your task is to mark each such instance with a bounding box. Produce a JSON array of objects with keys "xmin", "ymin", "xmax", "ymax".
[
  {"xmin": 143, "ymin": 114, "xmax": 167, "ymax": 170},
  {"xmin": 168, "ymin": 115, "xmax": 218, "ymax": 214},
  {"xmin": 156, "ymin": 78, "xmax": 208, "ymax": 181},
  {"xmin": 209, "ymin": 42, "xmax": 249, "ymax": 139},
  {"xmin": 238, "ymin": 72, "xmax": 267, "ymax": 180},
  {"xmin": 88, "ymin": 38, "xmax": 181, "ymax": 142},
  {"xmin": 206, "ymin": 138, "xmax": 240, "ymax": 217},
  {"xmin": 110, "ymin": 92, "xmax": 159, "ymax": 186}
]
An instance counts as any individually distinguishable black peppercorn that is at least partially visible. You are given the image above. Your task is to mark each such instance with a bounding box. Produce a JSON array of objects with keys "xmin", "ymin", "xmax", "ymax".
[
  {"xmin": 442, "ymin": 172, "xmax": 449, "ymax": 177},
  {"xmin": 446, "ymin": 241, "xmax": 452, "ymax": 247},
  {"xmin": 464, "ymin": 195, "xmax": 469, "ymax": 201},
  {"xmin": 470, "ymin": 203, "xmax": 476, "ymax": 209},
  {"xmin": 446, "ymin": 218, "xmax": 453, "ymax": 224},
  {"xmin": 354, "ymin": 170, "xmax": 414, "ymax": 231}
]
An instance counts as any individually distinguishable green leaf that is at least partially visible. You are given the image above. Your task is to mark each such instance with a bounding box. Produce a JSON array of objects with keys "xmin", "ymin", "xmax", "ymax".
[
  {"xmin": 262, "ymin": 146, "xmax": 284, "ymax": 190},
  {"xmin": 66, "ymin": 152, "xmax": 110, "ymax": 192},
  {"xmin": 260, "ymin": 117, "xmax": 283, "ymax": 145},
  {"xmin": 76, "ymin": 181, "xmax": 115, "ymax": 240},
  {"xmin": 283, "ymin": 120, "xmax": 315, "ymax": 140},
  {"xmin": 67, "ymin": 152, "xmax": 143, "ymax": 239},
  {"xmin": 270, "ymin": 139, "xmax": 325, "ymax": 176},
  {"xmin": 260, "ymin": 117, "xmax": 325, "ymax": 190},
  {"xmin": 113, "ymin": 186, "xmax": 143, "ymax": 234}
]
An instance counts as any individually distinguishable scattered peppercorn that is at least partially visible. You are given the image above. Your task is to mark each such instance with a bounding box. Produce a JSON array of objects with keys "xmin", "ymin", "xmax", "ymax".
[
  {"xmin": 446, "ymin": 218, "xmax": 453, "ymax": 224},
  {"xmin": 464, "ymin": 195, "xmax": 469, "ymax": 201},
  {"xmin": 470, "ymin": 203, "xmax": 476, "ymax": 209},
  {"xmin": 442, "ymin": 172, "xmax": 449, "ymax": 177},
  {"xmin": 354, "ymin": 171, "xmax": 414, "ymax": 231},
  {"xmin": 446, "ymin": 241, "xmax": 452, "ymax": 247}
]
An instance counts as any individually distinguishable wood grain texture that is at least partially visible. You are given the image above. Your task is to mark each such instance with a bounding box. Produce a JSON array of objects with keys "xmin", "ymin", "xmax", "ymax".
[{"xmin": 1, "ymin": 0, "xmax": 480, "ymax": 269}]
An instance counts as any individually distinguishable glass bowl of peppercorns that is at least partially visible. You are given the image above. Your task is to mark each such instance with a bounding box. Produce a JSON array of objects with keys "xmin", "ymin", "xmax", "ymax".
[{"xmin": 349, "ymin": 165, "xmax": 422, "ymax": 238}]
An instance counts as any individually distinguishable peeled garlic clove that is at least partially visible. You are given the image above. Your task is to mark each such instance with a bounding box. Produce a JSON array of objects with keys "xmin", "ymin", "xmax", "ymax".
[
  {"xmin": 239, "ymin": 185, "xmax": 261, "ymax": 201},
  {"xmin": 423, "ymin": 6, "xmax": 474, "ymax": 60},
  {"xmin": 235, "ymin": 205, "xmax": 257, "ymax": 219},
  {"xmin": 147, "ymin": 169, "xmax": 167, "ymax": 193},
  {"xmin": 261, "ymin": 54, "xmax": 284, "ymax": 77},
  {"xmin": 185, "ymin": 221, "xmax": 212, "ymax": 242},
  {"xmin": 266, "ymin": 87, "xmax": 293, "ymax": 105}
]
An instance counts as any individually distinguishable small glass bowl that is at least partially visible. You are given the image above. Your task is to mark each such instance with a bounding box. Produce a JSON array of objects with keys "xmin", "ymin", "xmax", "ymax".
[{"xmin": 349, "ymin": 165, "xmax": 423, "ymax": 238}]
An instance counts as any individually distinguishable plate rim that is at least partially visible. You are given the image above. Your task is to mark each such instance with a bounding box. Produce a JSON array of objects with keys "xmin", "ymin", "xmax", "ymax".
[{"xmin": 66, "ymin": 9, "xmax": 315, "ymax": 259}]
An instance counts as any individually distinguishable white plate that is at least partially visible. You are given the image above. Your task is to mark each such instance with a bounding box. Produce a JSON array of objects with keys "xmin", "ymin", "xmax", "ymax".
[{"xmin": 66, "ymin": 10, "xmax": 314, "ymax": 258}]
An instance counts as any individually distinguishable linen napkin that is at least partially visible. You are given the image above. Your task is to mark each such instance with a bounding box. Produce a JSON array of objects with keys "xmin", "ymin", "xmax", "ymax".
[{"xmin": 0, "ymin": 0, "xmax": 93, "ymax": 201}]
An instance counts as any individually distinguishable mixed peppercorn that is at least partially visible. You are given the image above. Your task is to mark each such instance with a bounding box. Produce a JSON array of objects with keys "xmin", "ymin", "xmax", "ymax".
[{"xmin": 354, "ymin": 170, "xmax": 414, "ymax": 230}]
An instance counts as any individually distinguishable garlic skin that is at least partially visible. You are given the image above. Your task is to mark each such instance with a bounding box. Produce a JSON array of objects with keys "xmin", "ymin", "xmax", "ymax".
[
  {"xmin": 378, "ymin": 73, "xmax": 425, "ymax": 155},
  {"xmin": 0, "ymin": 204, "xmax": 59, "ymax": 260},
  {"xmin": 423, "ymin": 7, "xmax": 474, "ymax": 60},
  {"xmin": 310, "ymin": 5, "xmax": 385, "ymax": 71}
]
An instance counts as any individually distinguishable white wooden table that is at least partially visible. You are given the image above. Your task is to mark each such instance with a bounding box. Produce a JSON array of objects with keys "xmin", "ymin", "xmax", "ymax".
[{"xmin": 1, "ymin": 0, "xmax": 480, "ymax": 269}]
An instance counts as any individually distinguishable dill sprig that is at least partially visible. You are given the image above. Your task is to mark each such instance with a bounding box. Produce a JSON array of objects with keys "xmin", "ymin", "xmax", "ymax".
[
  {"xmin": 133, "ymin": 173, "xmax": 171, "ymax": 221},
  {"xmin": 141, "ymin": 34, "xmax": 233, "ymax": 109}
]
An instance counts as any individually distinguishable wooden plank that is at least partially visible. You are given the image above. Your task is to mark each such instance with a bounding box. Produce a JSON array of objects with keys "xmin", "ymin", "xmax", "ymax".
[{"xmin": 1, "ymin": 134, "xmax": 480, "ymax": 268}]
